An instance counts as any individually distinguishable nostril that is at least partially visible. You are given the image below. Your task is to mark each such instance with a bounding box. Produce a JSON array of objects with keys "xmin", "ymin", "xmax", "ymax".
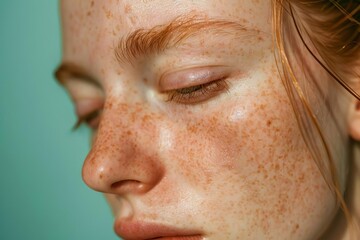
[{"xmin": 111, "ymin": 180, "xmax": 148, "ymax": 194}]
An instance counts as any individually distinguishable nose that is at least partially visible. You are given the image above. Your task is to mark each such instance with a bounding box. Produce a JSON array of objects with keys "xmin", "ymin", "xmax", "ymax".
[{"xmin": 82, "ymin": 102, "xmax": 165, "ymax": 195}]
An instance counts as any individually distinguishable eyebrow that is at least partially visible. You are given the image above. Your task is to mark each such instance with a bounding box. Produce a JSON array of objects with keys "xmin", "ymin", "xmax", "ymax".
[
  {"xmin": 115, "ymin": 15, "xmax": 255, "ymax": 65},
  {"xmin": 55, "ymin": 15, "xmax": 258, "ymax": 85}
]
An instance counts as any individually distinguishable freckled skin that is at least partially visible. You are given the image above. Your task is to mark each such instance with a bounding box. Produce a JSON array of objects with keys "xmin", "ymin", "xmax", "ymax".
[{"xmin": 60, "ymin": 0, "xmax": 346, "ymax": 239}]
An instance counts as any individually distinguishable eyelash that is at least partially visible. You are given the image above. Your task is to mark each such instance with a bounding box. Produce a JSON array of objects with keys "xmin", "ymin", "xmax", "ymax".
[
  {"xmin": 72, "ymin": 109, "xmax": 102, "ymax": 131},
  {"xmin": 166, "ymin": 78, "xmax": 230, "ymax": 104}
]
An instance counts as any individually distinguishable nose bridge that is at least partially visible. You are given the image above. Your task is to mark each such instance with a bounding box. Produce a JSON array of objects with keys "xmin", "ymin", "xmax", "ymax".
[{"xmin": 82, "ymin": 101, "xmax": 164, "ymax": 195}]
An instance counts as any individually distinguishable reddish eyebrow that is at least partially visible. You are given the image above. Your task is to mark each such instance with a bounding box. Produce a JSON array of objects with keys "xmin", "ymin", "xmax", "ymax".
[
  {"xmin": 115, "ymin": 15, "xmax": 253, "ymax": 65},
  {"xmin": 55, "ymin": 15, "xmax": 256, "ymax": 84},
  {"xmin": 54, "ymin": 62, "xmax": 101, "ymax": 88}
]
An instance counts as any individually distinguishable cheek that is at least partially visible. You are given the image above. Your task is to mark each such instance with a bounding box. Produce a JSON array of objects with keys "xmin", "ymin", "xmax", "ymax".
[
  {"xmin": 171, "ymin": 80, "xmax": 335, "ymax": 238},
  {"xmin": 177, "ymin": 80, "xmax": 306, "ymax": 186}
]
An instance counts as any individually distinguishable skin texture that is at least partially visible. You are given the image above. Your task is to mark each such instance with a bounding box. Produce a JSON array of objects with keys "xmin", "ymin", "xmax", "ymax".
[{"xmin": 58, "ymin": 0, "xmax": 358, "ymax": 239}]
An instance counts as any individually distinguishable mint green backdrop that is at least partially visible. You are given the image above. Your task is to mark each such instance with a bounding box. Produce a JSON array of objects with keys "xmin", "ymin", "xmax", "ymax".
[{"xmin": 0, "ymin": 1, "xmax": 118, "ymax": 239}]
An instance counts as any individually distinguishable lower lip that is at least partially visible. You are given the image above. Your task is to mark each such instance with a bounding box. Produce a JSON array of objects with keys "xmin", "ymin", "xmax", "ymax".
[
  {"xmin": 152, "ymin": 236, "xmax": 202, "ymax": 240},
  {"xmin": 114, "ymin": 220, "xmax": 203, "ymax": 240}
]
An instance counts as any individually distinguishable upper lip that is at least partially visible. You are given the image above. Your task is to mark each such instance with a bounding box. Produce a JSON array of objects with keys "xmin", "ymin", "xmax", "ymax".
[{"xmin": 114, "ymin": 219, "xmax": 203, "ymax": 240}]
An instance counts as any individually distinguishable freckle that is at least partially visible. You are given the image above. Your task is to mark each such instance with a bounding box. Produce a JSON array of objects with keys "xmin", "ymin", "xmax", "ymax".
[
  {"xmin": 124, "ymin": 4, "xmax": 132, "ymax": 14},
  {"xmin": 90, "ymin": 0, "xmax": 94, "ymax": 7},
  {"xmin": 102, "ymin": 7, "xmax": 113, "ymax": 19},
  {"xmin": 132, "ymin": 89, "xmax": 138, "ymax": 95},
  {"xmin": 266, "ymin": 120, "xmax": 272, "ymax": 126},
  {"xmin": 292, "ymin": 223, "xmax": 300, "ymax": 234},
  {"xmin": 99, "ymin": 173, "xmax": 103, "ymax": 179},
  {"xmin": 87, "ymin": 11, "xmax": 92, "ymax": 16},
  {"xmin": 275, "ymin": 164, "xmax": 280, "ymax": 171},
  {"xmin": 142, "ymin": 114, "xmax": 152, "ymax": 124},
  {"xmin": 105, "ymin": 101, "xmax": 113, "ymax": 110},
  {"xmin": 298, "ymin": 173, "xmax": 305, "ymax": 182}
]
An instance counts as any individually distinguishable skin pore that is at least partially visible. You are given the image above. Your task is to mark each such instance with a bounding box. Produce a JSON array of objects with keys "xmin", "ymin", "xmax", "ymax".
[{"xmin": 57, "ymin": 0, "xmax": 359, "ymax": 239}]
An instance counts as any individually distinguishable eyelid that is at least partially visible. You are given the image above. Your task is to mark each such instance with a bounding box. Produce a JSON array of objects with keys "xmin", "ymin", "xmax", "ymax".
[
  {"xmin": 166, "ymin": 79, "xmax": 230, "ymax": 104},
  {"xmin": 63, "ymin": 75, "xmax": 104, "ymax": 97},
  {"xmin": 159, "ymin": 66, "xmax": 232, "ymax": 91},
  {"xmin": 75, "ymin": 99, "xmax": 104, "ymax": 117}
]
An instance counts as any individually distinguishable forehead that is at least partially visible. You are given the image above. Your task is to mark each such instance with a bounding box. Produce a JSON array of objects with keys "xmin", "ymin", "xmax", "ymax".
[
  {"xmin": 60, "ymin": 0, "xmax": 271, "ymax": 67},
  {"xmin": 60, "ymin": 0, "xmax": 271, "ymax": 25}
]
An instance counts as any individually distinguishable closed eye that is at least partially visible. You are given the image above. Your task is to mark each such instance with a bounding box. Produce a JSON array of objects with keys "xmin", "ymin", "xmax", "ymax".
[
  {"xmin": 165, "ymin": 78, "xmax": 230, "ymax": 104},
  {"xmin": 73, "ymin": 109, "xmax": 102, "ymax": 130}
]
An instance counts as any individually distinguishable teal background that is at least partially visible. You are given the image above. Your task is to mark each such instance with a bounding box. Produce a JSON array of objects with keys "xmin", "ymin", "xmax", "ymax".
[{"xmin": 0, "ymin": 1, "xmax": 118, "ymax": 239}]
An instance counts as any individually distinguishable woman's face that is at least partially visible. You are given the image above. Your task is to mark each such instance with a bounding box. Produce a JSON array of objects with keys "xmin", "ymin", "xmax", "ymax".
[{"xmin": 59, "ymin": 0, "xmax": 344, "ymax": 239}]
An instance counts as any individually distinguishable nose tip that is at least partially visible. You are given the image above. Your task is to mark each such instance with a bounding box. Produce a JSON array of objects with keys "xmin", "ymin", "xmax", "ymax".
[{"xmin": 82, "ymin": 147, "xmax": 164, "ymax": 195}]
